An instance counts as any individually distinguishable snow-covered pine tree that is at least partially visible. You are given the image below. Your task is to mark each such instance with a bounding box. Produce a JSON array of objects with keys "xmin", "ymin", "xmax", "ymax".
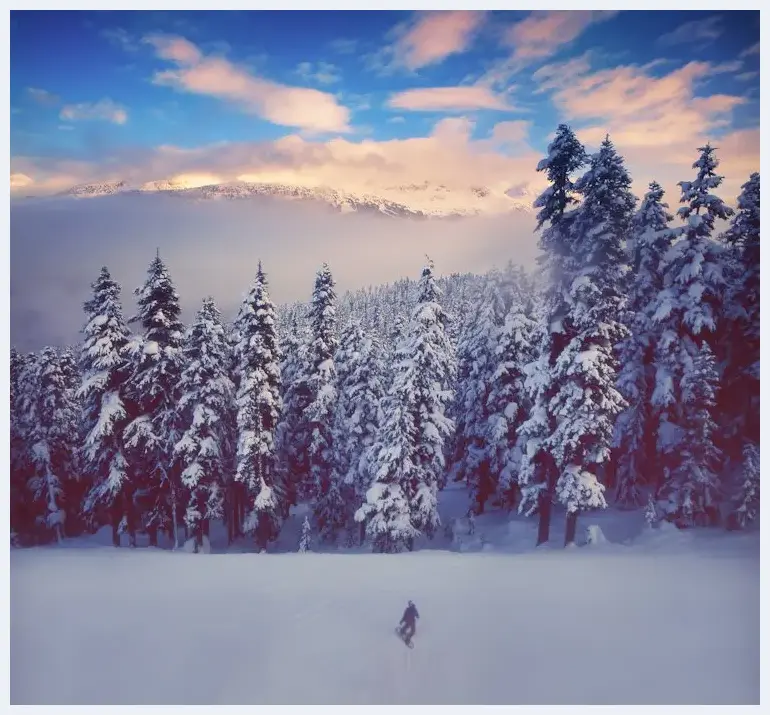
[
  {"xmin": 727, "ymin": 443, "xmax": 759, "ymax": 530},
  {"xmin": 651, "ymin": 145, "xmax": 731, "ymax": 524},
  {"xmin": 27, "ymin": 347, "xmax": 81, "ymax": 543},
  {"xmin": 668, "ymin": 343, "xmax": 722, "ymax": 526},
  {"xmin": 487, "ymin": 288, "xmax": 537, "ymax": 511},
  {"xmin": 59, "ymin": 347, "xmax": 86, "ymax": 536},
  {"xmin": 449, "ymin": 274, "xmax": 506, "ymax": 512},
  {"xmin": 355, "ymin": 390, "xmax": 420, "ymax": 553},
  {"xmin": 613, "ymin": 183, "xmax": 681, "ymax": 507},
  {"xmin": 517, "ymin": 124, "xmax": 587, "ymax": 546},
  {"xmin": 357, "ymin": 260, "xmax": 454, "ymax": 550},
  {"xmin": 233, "ymin": 264, "xmax": 283, "ymax": 551},
  {"xmin": 547, "ymin": 135, "xmax": 632, "ymax": 545},
  {"xmin": 720, "ymin": 172, "xmax": 760, "ymax": 459},
  {"xmin": 305, "ymin": 264, "xmax": 343, "ymax": 543},
  {"xmin": 78, "ymin": 267, "xmax": 135, "ymax": 546},
  {"xmin": 175, "ymin": 297, "xmax": 234, "ymax": 552},
  {"xmin": 405, "ymin": 259, "xmax": 455, "ymax": 535},
  {"xmin": 123, "ymin": 253, "xmax": 186, "ymax": 548},
  {"xmin": 298, "ymin": 515, "xmax": 312, "ymax": 552},
  {"xmin": 10, "ymin": 350, "xmax": 38, "ymax": 543},
  {"xmin": 275, "ymin": 315, "xmax": 313, "ymax": 514},
  {"xmin": 331, "ymin": 322, "xmax": 385, "ymax": 543}
]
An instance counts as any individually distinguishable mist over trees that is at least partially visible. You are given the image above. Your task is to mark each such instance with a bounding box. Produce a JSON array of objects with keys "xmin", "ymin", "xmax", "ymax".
[{"xmin": 10, "ymin": 129, "xmax": 759, "ymax": 551}]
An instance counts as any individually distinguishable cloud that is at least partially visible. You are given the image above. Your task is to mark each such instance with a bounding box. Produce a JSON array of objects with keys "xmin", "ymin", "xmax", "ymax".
[
  {"xmin": 144, "ymin": 34, "xmax": 351, "ymax": 133},
  {"xmin": 296, "ymin": 61, "xmax": 341, "ymax": 85},
  {"xmin": 26, "ymin": 87, "xmax": 60, "ymax": 106},
  {"xmin": 739, "ymin": 41, "xmax": 760, "ymax": 57},
  {"xmin": 394, "ymin": 11, "xmax": 486, "ymax": 69},
  {"xmin": 10, "ymin": 173, "xmax": 34, "ymax": 189},
  {"xmin": 481, "ymin": 10, "xmax": 617, "ymax": 88},
  {"xmin": 59, "ymin": 98, "xmax": 128, "ymax": 124},
  {"xmin": 100, "ymin": 27, "xmax": 140, "ymax": 52},
  {"xmin": 657, "ymin": 14, "xmax": 722, "ymax": 46},
  {"xmin": 388, "ymin": 85, "xmax": 513, "ymax": 112},
  {"xmin": 736, "ymin": 71, "xmax": 759, "ymax": 81},
  {"xmin": 329, "ymin": 38, "xmax": 358, "ymax": 55},
  {"xmin": 10, "ymin": 117, "xmax": 544, "ymax": 205}
]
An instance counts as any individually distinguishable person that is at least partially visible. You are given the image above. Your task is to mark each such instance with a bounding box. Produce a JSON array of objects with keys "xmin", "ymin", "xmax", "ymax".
[{"xmin": 398, "ymin": 600, "xmax": 419, "ymax": 645}]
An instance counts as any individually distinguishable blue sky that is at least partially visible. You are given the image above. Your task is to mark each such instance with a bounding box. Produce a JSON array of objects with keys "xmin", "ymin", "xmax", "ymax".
[{"xmin": 10, "ymin": 10, "xmax": 760, "ymax": 201}]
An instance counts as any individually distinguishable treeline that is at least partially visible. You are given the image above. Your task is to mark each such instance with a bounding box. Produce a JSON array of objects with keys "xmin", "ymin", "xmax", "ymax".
[{"xmin": 9, "ymin": 126, "xmax": 759, "ymax": 552}]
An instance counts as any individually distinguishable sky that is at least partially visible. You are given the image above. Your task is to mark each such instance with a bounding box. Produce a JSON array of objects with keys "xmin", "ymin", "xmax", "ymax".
[
  {"xmin": 9, "ymin": 10, "xmax": 762, "ymax": 350},
  {"xmin": 10, "ymin": 10, "xmax": 760, "ymax": 200}
]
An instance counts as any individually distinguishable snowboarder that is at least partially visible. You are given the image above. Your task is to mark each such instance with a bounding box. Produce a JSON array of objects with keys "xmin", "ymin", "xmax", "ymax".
[{"xmin": 398, "ymin": 600, "xmax": 419, "ymax": 646}]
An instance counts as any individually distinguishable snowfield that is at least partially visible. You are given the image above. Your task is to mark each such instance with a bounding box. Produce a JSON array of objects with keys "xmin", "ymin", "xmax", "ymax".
[{"xmin": 10, "ymin": 523, "xmax": 759, "ymax": 705}]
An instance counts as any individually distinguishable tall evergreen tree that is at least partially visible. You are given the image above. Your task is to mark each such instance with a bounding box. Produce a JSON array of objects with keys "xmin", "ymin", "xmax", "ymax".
[
  {"xmin": 358, "ymin": 260, "xmax": 454, "ymax": 548},
  {"xmin": 487, "ymin": 291, "xmax": 537, "ymax": 510},
  {"xmin": 613, "ymin": 183, "xmax": 681, "ymax": 507},
  {"xmin": 79, "ymin": 267, "xmax": 135, "ymax": 546},
  {"xmin": 275, "ymin": 316, "xmax": 313, "ymax": 513},
  {"xmin": 27, "ymin": 347, "xmax": 80, "ymax": 543},
  {"xmin": 517, "ymin": 124, "xmax": 587, "ymax": 546},
  {"xmin": 331, "ymin": 322, "xmax": 384, "ymax": 542},
  {"xmin": 449, "ymin": 275, "xmax": 506, "ymax": 512},
  {"xmin": 721, "ymin": 172, "xmax": 760, "ymax": 457},
  {"xmin": 10, "ymin": 350, "xmax": 37, "ymax": 542},
  {"xmin": 124, "ymin": 254, "xmax": 185, "ymax": 547},
  {"xmin": 650, "ymin": 145, "xmax": 731, "ymax": 524},
  {"xmin": 305, "ymin": 264, "xmax": 342, "ymax": 542},
  {"xmin": 233, "ymin": 264, "xmax": 283, "ymax": 551},
  {"xmin": 175, "ymin": 297, "xmax": 235, "ymax": 551},
  {"xmin": 546, "ymin": 136, "xmax": 632, "ymax": 545}
]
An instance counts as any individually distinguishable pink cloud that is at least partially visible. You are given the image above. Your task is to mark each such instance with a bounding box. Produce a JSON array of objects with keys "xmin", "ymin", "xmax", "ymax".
[
  {"xmin": 145, "ymin": 34, "xmax": 351, "ymax": 133},
  {"xmin": 388, "ymin": 86, "xmax": 513, "ymax": 112},
  {"xmin": 481, "ymin": 11, "xmax": 617, "ymax": 89},
  {"xmin": 395, "ymin": 11, "xmax": 485, "ymax": 69},
  {"xmin": 505, "ymin": 10, "xmax": 617, "ymax": 61}
]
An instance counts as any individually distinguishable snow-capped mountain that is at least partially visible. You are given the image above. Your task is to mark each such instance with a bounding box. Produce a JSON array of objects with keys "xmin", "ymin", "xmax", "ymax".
[{"xmin": 53, "ymin": 179, "xmax": 535, "ymax": 218}]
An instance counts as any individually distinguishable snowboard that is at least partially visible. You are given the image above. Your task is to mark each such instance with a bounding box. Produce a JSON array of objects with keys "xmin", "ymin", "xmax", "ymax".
[{"xmin": 395, "ymin": 626, "xmax": 415, "ymax": 649}]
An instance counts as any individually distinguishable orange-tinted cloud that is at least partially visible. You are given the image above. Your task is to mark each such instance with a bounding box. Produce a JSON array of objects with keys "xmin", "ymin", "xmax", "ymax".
[{"xmin": 144, "ymin": 34, "xmax": 351, "ymax": 133}]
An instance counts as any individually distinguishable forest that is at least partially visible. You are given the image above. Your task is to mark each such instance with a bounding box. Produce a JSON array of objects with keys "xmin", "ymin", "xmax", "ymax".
[{"xmin": 9, "ymin": 126, "xmax": 760, "ymax": 553}]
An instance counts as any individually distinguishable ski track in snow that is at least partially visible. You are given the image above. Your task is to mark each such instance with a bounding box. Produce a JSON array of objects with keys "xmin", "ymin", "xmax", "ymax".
[{"xmin": 10, "ymin": 537, "xmax": 759, "ymax": 705}]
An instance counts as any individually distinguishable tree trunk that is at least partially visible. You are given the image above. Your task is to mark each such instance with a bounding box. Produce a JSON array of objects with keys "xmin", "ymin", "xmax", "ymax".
[
  {"xmin": 536, "ymin": 493, "xmax": 552, "ymax": 546},
  {"xmin": 564, "ymin": 510, "xmax": 579, "ymax": 547},
  {"xmin": 111, "ymin": 507, "xmax": 121, "ymax": 547},
  {"xmin": 148, "ymin": 525, "xmax": 158, "ymax": 547},
  {"xmin": 170, "ymin": 481, "xmax": 180, "ymax": 551}
]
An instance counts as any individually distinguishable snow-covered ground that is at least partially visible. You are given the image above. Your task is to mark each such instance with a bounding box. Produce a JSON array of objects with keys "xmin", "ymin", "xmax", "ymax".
[{"xmin": 11, "ymin": 486, "xmax": 759, "ymax": 706}]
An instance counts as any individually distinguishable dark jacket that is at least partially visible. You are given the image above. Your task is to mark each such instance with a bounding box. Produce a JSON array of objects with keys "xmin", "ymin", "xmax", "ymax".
[{"xmin": 401, "ymin": 604, "xmax": 419, "ymax": 626}]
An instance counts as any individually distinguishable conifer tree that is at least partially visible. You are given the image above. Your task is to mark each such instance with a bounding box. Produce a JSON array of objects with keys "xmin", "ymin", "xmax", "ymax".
[
  {"xmin": 650, "ymin": 145, "xmax": 731, "ymax": 523},
  {"xmin": 487, "ymin": 292, "xmax": 537, "ymax": 510},
  {"xmin": 547, "ymin": 136, "xmax": 632, "ymax": 544},
  {"xmin": 305, "ymin": 264, "xmax": 342, "ymax": 542},
  {"xmin": 10, "ymin": 350, "xmax": 37, "ymax": 542},
  {"xmin": 727, "ymin": 443, "xmax": 760, "ymax": 530},
  {"xmin": 124, "ymin": 254, "xmax": 185, "ymax": 547},
  {"xmin": 517, "ymin": 124, "xmax": 587, "ymax": 545},
  {"xmin": 331, "ymin": 322, "xmax": 384, "ymax": 542},
  {"xmin": 233, "ymin": 264, "xmax": 283, "ymax": 551},
  {"xmin": 298, "ymin": 515, "xmax": 312, "ymax": 552},
  {"xmin": 79, "ymin": 267, "xmax": 134, "ymax": 546},
  {"xmin": 613, "ymin": 183, "xmax": 680, "ymax": 507},
  {"xmin": 357, "ymin": 260, "xmax": 454, "ymax": 549},
  {"xmin": 27, "ymin": 347, "xmax": 80, "ymax": 543},
  {"xmin": 721, "ymin": 172, "xmax": 760, "ymax": 457},
  {"xmin": 175, "ymin": 297, "xmax": 234, "ymax": 551},
  {"xmin": 449, "ymin": 275, "xmax": 506, "ymax": 512}
]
